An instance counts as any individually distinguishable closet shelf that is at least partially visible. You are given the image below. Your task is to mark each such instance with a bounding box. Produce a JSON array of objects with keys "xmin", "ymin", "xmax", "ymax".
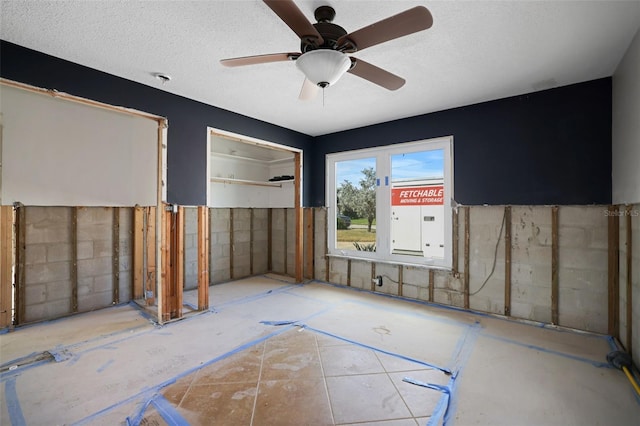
[{"xmin": 210, "ymin": 177, "xmax": 293, "ymax": 188}]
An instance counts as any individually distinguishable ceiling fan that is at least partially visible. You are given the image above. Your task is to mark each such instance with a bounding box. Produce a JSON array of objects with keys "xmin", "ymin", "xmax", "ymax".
[{"xmin": 220, "ymin": 0, "xmax": 433, "ymax": 100}]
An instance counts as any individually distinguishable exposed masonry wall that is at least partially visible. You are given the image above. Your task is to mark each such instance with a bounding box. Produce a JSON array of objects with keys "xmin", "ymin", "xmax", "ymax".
[
  {"xmin": 634, "ymin": 209, "xmax": 639, "ymax": 369},
  {"xmin": 207, "ymin": 208, "xmax": 269, "ymax": 284},
  {"xmin": 321, "ymin": 205, "xmax": 613, "ymax": 334},
  {"xmin": 620, "ymin": 205, "xmax": 640, "ymax": 368},
  {"xmin": 23, "ymin": 206, "xmax": 132, "ymax": 323}
]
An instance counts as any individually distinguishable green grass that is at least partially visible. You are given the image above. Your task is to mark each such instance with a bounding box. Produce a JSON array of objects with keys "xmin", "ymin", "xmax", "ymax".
[
  {"xmin": 337, "ymin": 228, "xmax": 376, "ymax": 242},
  {"xmin": 350, "ymin": 218, "xmax": 376, "ymax": 226}
]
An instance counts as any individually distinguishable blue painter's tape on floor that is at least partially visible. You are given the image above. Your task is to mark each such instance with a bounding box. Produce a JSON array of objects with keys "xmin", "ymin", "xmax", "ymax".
[
  {"xmin": 5, "ymin": 377, "xmax": 26, "ymax": 426},
  {"xmin": 151, "ymin": 394, "xmax": 190, "ymax": 426}
]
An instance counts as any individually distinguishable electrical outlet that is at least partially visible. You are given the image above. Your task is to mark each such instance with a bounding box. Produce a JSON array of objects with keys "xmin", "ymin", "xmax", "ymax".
[{"xmin": 372, "ymin": 275, "xmax": 383, "ymax": 287}]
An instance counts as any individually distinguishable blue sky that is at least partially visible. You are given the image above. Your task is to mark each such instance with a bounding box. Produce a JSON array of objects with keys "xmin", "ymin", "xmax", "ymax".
[{"xmin": 336, "ymin": 150, "xmax": 444, "ymax": 186}]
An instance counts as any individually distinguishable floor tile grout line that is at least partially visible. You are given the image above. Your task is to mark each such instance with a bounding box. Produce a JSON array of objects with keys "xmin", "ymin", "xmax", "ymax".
[
  {"xmin": 374, "ymin": 350, "xmax": 420, "ymax": 421},
  {"xmin": 250, "ymin": 338, "xmax": 268, "ymax": 426},
  {"xmin": 314, "ymin": 332, "xmax": 337, "ymax": 425}
]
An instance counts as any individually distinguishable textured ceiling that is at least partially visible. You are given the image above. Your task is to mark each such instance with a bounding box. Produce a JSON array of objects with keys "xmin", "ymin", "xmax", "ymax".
[{"xmin": 2, "ymin": 1, "xmax": 639, "ymax": 136}]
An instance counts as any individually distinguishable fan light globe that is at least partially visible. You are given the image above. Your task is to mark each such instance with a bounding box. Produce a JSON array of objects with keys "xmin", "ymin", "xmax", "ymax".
[{"xmin": 295, "ymin": 50, "xmax": 351, "ymax": 88}]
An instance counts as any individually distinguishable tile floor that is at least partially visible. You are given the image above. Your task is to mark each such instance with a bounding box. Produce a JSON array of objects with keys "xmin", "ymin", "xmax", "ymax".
[{"xmin": 1, "ymin": 274, "xmax": 639, "ymax": 425}]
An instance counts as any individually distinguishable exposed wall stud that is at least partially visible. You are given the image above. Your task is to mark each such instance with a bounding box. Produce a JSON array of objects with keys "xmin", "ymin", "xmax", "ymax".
[
  {"xmin": 133, "ymin": 206, "xmax": 144, "ymax": 299},
  {"xmin": 464, "ymin": 206, "xmax": 470, "ymax": 309},
  {"xmin": 197, "ymin": 206, "xmax": 210, "ymax": 311},
  {"xmin": 283, "ymin": 208, "xmax": 288, "ymax": 275},
  {"xmin": 71, "ymin": 207, "xmax": 78, "ymax": 313},
  {"xmin": 250, "ymin": 208, "xmax": 254, "ymax": 276},
  {"xmin": 230, "ymin": 208, "xmax": 235, "ymax": 279},
  {"xmin": 324, "ymin": 209, "xmax": 329, "ymax": 282},
  {"xmin": 295, "ymin": 152, "xmax": 303, "ymax": 282},
  {"xmin": 452, "ymin": 209, "xmax": 459, "ymax": 274},
  {"xmin": 398, "ymin": 265, "xmax": 403, "ymax": 297},
  {"xmin": 145, "ymin": 207, "xmax": 156, "ymax": 306},
  {"xmin": 305, "ymin": 208, "xmax": 314, "ymax": 279},
  {"xmin": 607, "ymin": 205, "xmax": 620, "ymax": 337},
  {"xmin": 551, "ymin": 206, "xmax": 559, "ymax": 325},
  {"xmin": 112, "ymin": 207, "xmax": 120, "ymax": 304},
  {"xmin": 15, "ymin": 204, "xmax": 25, "ymax": 325},
  {"xmin": 504, "ymin": 205, "xmax": 512, "ymax": 316},
  {"xmin": 347, "ymin": 259, "xmax": 352, "ymax": 287},
  {"xmin": 176, "ymin": 206, "xmax": 185, "ymax": 318},
  {"xmin": 0, "ymin": 206, "xmax": 14, "ymax": 327},
  {"xmin": 371, "ymin": 263, "xmax": 376, "ymax": 292},
  {"xmin": 268, "ymin": 209, "xmax": 273, "ymax": 272},
  {"xmin": 429, "ymin": 269, "xmax": 434, "ymax": 302},
  {"xmin": 160, "ymin": 205, "xmax": 171, "ymax": 321},
  {"xmin": 625, "ymin": 204, "xmax": 633, "ymax": 355}
]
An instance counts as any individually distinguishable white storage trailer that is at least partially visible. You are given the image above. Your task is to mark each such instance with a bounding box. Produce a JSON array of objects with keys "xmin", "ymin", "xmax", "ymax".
[{"xmin": 390, "ymin": 178, "xmax": 445, "ymax": 258}]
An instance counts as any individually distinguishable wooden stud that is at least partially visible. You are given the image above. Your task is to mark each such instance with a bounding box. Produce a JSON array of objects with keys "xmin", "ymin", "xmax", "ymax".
[
  {"xmin": 429, "ymin": 269, "xmax": 434, "ymax": 302},
  {"xmin": 305, "ymin": 208, "xmax": 314, "ymax": 279},
  {"xmin": 15, "ymin": 204, "xmax": 25, "ymax": 325},
  {"xmin": 230, "ymin": 209, "xmax": 235, "ymax": 279},
  {"xmin": 268, "ymin": 209, "xmax": 273, "ymax": 272},
  {"xmin": 551, "ymin": 206, "xmax": 559, "ymax": 326},
  {"xmin": 464, "ymin": 206, "xmax": 470, "ymax": 309},
  {"xmin": 607, "ymin": 205, "xmax": 620, "ymax": 337},
  {"xmin": 175, "ymin": 206, "xmax": 185, "ymax": 319},
  {"xmin": 145, "ymin": 207, "xmax": 156, "ymax": 306},
  {"xmin": 133, "ymin": 206, "xmax": 145, "ymax": 299},
  {"xmin": 112, "ymin": 207, "xmax": 120, "ymax": 304},
  {"xmin": 324, "ymin": 209, "xmax": 330, "ymax": 283},
  {"xmin": 625, "ymin": 205, "xmax": 633, "ymax": 355},
  {"xmin": 294, "ymin": 152, "xmax": 303, "ymax": 283},
  {"xmin": 452, "ymin": 209, "xmax": 459, "ymax": 274},
  {"xmin": 0, "ymin": 206, "xmax": 13, "ymax": 327},
  {"xmin": 371, "ymin": 263, "xmax": 376, "ymax": 292},
  {"xmin": 347, "ymin": 259, "xmax": 352, "ymax": 287},
  {"xmin": 197, "ymin": 206, "xmax": 210, "ymax": 311},
  {"xmin": 283, "ymin": 208, "xmax": 288, "ymax": 275},
  {"xmin": 160, "ymin": 205, "xmax": 172, "ymax": 322},
  {"xmin": 504, "ymin": 206, "xmax": 512, "ymax": 317},
  {"xmin": 398, "ymin": 266, "xmax": 403, "ymax": 297},
  {"xmin": 250, "ymin": 208, "xmax": 254, "ymax": 276},
  {"xmin": 71, "ymin": 207, "xmax": 78, "ymax": 313}
]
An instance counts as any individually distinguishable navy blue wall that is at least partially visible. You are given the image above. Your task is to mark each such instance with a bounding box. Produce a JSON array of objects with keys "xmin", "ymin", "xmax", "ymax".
[
  {"xmin": 2, "ymin": 41, "xmax": 612, "ymax": 207},
  {"xmin": 0, "ymin": 41, "xmax": 313, "ymax": 206},
  {"xmin": 311, "ymin": 78, "xmax": 612, "ymax": 206}
]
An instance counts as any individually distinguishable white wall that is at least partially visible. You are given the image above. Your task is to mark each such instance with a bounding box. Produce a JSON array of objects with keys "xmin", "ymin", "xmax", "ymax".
[
  {"xmin": 612, "ymin": 28, "xmax": 640, "ymax": 205},
  {"xmin": 0, "ymin": 84, "xmax": 159, "ymax": 206}
]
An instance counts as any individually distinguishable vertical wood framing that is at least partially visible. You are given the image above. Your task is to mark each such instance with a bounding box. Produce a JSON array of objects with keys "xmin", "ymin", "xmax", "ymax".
[
  {"xmin": 551, "ymin": 206, "xmax": 559, "ymax": 325},
  {"xmin": 160, "ymin": 205, "xmax": 171, "ymax": 321},
  {"xmin": 230, "ymin": 209, "xmax": 235, "ymax": 279},
  {"xmin": 283, "ymin": 208, "xmax": 288, "ymax": 275},
  {"xmin": 428, "ymin": 269, "xmax": 434, "ymax": 302},
  {"xmin": 464, "ymin": 206, "xmax": 470, "ymax": 309},
  {"xmin": 112, "ymin": 207, "xmax": 120, "ymax": 304},
  {"xmin": 250, "ymin": 208, "xmax": 254, "ymax": 276},
  {"xmin": 625, "ymin": 205, "xmax": 633, "ymax": 355},
  {"xmin": 452, "ymin": 209, "xmax": 459, "ymax": 274},
  {"xmin": 294, "ymin": 154, "xmax": 303, "ymax": 283},
  {"xmin": 371, "ymin": 263, "xmax": 376, "ymax": 292},
  {"xmin": 175, "ymin": 206, "xmax": 185, "ymax": 319},
  {"xmin": 71, "ymin": 207, "xmax": 78, "ymax": 313},
  {"xmin": 324, "ymin": 209, "xmax": 330, "ymax": 283},
  {"xmin": 398, "ymin": 266, "xmax": 403, "ymax": 297},
  {"xmin": 145, "ymin": 207, "xmax": 156, "ymax": 306},
  {"xmin": 156, "ymin": 121, "xmax": 166, "ymax": 323},
  {"xmin": 133, "ymin": 206, "xmax": 145, "ymax": 299},
  {"xmin": 504, "ymin": 206, "xmax": 512, "ymax": 317},
  {"xmin": 305, "ymin": 208, "xmax": 314, "ymax": 279},
  {"xmin": 268, "ymin": 209, "xmax": 273, "ymax": 272},
  {"xmin": 347, "ymin": 259, "xmax": 352, "ymax": 287},
  {"xmin": 15, "ymin": 204, "xmax": 25, "ymax": 325},
  {"xmin": 0, "ymin": 206, "xmax": 13, "ymax": 327},
  {"xmin": 607, "ymin": 205, "xmax": 620, "ymax": 337},
  {"xmin": 197, "ymin": 206, "xmax": 210, "ymax": 311}
]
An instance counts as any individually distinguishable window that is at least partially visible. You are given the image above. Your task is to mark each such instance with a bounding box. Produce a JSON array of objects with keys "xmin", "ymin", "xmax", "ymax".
[{"xmin": 327, "ymin": 136, "xmax": 453, "ymax": 268}]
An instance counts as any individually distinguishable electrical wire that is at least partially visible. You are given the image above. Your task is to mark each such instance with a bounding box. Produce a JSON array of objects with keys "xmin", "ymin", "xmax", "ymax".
[{"xmin": 469, "ymin": 209, "xmax": 507, "ymax": 296}]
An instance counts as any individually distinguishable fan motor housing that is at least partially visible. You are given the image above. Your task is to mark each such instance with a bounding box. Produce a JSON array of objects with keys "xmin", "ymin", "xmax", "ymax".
[{"xmin": 301, "ymin": 6, "xmax": 353, "ymax": 53}]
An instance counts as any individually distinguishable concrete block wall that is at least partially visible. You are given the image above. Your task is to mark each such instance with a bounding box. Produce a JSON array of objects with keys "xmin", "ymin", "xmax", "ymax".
[
  {"xmin": 285, "ymin": 209, "xmax": 296, "ymax": 277},
  {"xmin": 318, "ymin": 205, "xmax": 615, "ymax": 335},
  {"xmin": 207, "ymin": 208, "xmax": 269, "ymax": 284},
  {"xmin": 633, "ymin": 208, "xmax": 639, "ymax": 368},
  {"xmin": 22, "ymin": 206, "xmax": 132, "ymax": 323},
  {"xmin": 23, "ymin": 207, "xmax": 73, "ymax": 322},
  {"xmin": 313, "ymin": 208, "xmax": 327, "ymax": 280},
  {"xmin": 270, "ymin": 209, "xmax": 286, "ymax": 275},
  {"xmin": 77, "ymin": 207, "xmax": 113, "ymax": 311}
]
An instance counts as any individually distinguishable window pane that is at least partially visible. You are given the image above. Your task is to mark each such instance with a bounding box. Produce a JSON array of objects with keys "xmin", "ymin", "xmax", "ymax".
[
  {"xmin": 336, "ymin": 158, "xmax": 376, "ymax": 252},
  {"xmin": 390, "ymin": 150, "xmax": 444, "ymax": 258}
]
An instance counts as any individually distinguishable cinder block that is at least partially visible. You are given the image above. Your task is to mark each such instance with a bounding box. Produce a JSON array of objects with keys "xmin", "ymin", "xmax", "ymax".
[
  {"xmin": 558, "ymin": 247, "xmax": 607, "ymax": 271},
  {"xmin": 25, "ymin": 244, "xmax": 47, "ymax": 265},
  {"xmin": 350, "ymin": 260, "xmax": 371, "ymax": 289},
  {"xmin": 25, "ymin": 262, "xmax": 71, "ymax": 285},
  {"xmin": 93, "ymin": 239, "xmax": 113, "ymax": 258},
  {"xmin": 77, "ymin": 207, "xmax": 112, "ymax": 241},
  {"xmin": 77, "ymin": 277, "xmax": 93, "ymax": 296},
  {"xmin": 25, "ymin": 284, "xmax": 46, "ymax": 305},
  {"xmin": 211, "ymin": 269, "xmax": 230, "ymax": 284},
  {"xmin": 78, "ymin": 290, "xmax": 113, "ymax": 311},
  {"xmin": 560, "ymin": 206, "xmax": 606, "ymax": 227},
  {"xmin": 25, "ymin": 207, "xmax": 71, "ymax": 245},
  {"xmin": 77, "ymin": 241, "xmax": 94, "ymax": 260},
  {"xmin": 234, "ymin": 230, "xmax": 251, "ymax": 244},
  {"xmin": 184, "ymin": 208, "xmax": 198, "ymax": 234},
  {"xmin": 402, "ymin": 284, "xmax": 419, "ymax": 299},
  {"xmin": 25, "ymin": 299, "xmax": 71, "ymax": 323},
  {"xmin": 45, "ymin": 280, "xmax": 72, "ymax": 301},
  {"xmin": 558, "ymin": 227, "xmax": 588, "ymax": 248},
  {"xmin": 510, "ymin": 301, "xmax": 534, "ymax": 320},
  {"xmin": 77, "ymin": 256, "xmax": 112, "ymax": 279}
]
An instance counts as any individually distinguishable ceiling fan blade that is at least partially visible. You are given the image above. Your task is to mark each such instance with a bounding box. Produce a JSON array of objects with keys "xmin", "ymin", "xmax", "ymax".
[
  {"xmin": 220, "ymin": 52, "xmax": 299, "ymax": 67},
  {"xmin": 299, "ymin": 78, "xmax": 319, "ymax": 101},
  {"xmin": 263, "ymin": 0, "xmax": 324, "ymax": 46},
  {"xmin": 338, "ymin": 6, "xmax": 433, "ymax": 52},
  {"xmin": 347, "ymin": 58, "xmax": 405, "ymax": 90}
]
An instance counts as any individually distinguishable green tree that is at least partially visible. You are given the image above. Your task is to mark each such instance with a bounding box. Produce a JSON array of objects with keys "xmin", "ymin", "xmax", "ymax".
[{"xmin": 338, "ymin": 167, "xmax": 376, "ymax": 232}]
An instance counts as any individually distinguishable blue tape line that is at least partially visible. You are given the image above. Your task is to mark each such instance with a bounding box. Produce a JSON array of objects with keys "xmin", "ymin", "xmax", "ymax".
[
  {"xmin": 151, "ymin": 394, "xmax": 190, "ymax": 426},
  {"xmin": 303, "ymin": 325, "xmax": 451, "ymax": 374},
  {"xmin": 260, "ymin": 320, "xmax": 299, "ymax": 326},
  {"xmin": 97, "ymin": 359, "xmax": 114, "ymax": 373},
  {"xmin": 403, "ymin": 377, "xmax": 450, "ymax": 394},
  {"xmin": 215, "ymin": 283, "xmax": 300, "ymax": 310},
  {"xmin": 448, "ymin": 322, "xmax": 482, "ymax": 373},
  {"xmin": 125, "ymin": 392, "xmax": 156, "ymax": 426},
  {"xmin": 481, "ymin": 333, "xmax": 612, "ymax": 368},
  {"xmin": 128, "ymin": 301, "xmax": 159, "ymax": 323},
  {"xmin": 0, "ymin": 327, "xmax": 10, "ymax": 335},
  {"xmin": 5, "ymin": 377, "xmax": 26, "ymax": 426},
  {"xmin": 427, "ymin": 386, "xmax": 451, "ymax": 426},
  {"xmin": 606, "ymin": 335, "xmax": 619, "ymax": 352},
  {"xmin": 183, "ymin": 302, "xmax": 198, "ymax": 310}
]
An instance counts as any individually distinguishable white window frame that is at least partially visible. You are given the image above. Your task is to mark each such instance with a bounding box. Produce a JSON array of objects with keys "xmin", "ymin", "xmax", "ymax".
[{"xmin": 326, "ymin": 136, "xmax": 454, "ymax": 269}]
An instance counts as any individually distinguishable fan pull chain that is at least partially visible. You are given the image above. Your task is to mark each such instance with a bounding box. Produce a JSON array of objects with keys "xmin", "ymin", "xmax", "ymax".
[{"xmin": 322, "ymin": 87, "xmax": 325, "ymax": 107}]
